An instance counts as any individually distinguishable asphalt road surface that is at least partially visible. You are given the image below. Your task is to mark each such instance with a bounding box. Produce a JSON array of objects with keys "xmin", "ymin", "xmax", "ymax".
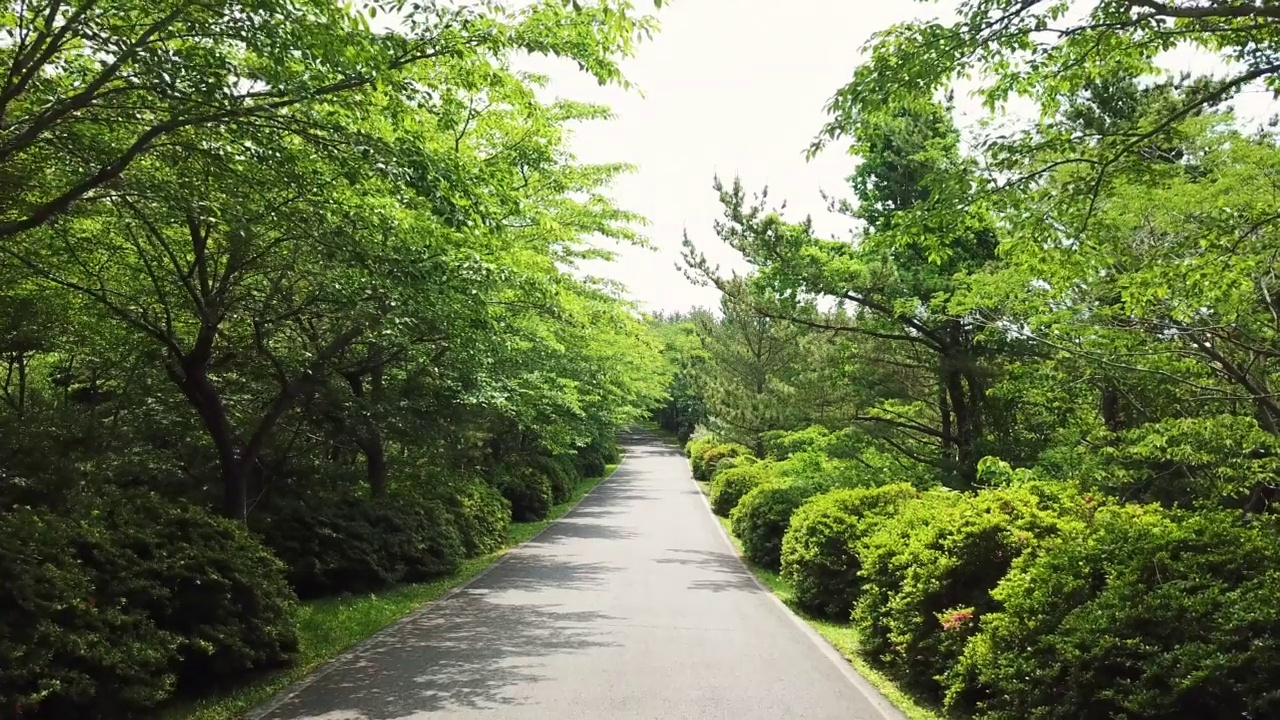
[{"xmin": 254, "ymin": 430, "xmax": 905, "ymax": 720}]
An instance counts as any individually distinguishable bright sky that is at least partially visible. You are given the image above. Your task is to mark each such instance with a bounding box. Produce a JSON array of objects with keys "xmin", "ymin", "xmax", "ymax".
[
  {"xmin": 521, "ymin": 1, "xmax": 1269, "ymax": 316},
  {"xmin": 524, "ymin": 1, "xmax": 933, "ymax": 315}
]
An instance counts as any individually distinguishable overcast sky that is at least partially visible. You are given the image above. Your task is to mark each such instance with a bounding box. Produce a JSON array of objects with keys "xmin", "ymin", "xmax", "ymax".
[
  {"xmin": 520, "ymin": 1, "xmax": 1264, "ymax": 316},
  {"xmin": 523, "ymin": 1, "xmax": 935, "ymax": 315}
]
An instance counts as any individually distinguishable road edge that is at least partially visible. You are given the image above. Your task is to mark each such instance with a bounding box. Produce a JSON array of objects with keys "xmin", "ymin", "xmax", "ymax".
[
  {"xmin": 243, "ymin": 453, "xmax": 631, "ymax": 720},
  {"xmin": 658, "ymin": 432, "xmax": 908, "ymax": 720}
]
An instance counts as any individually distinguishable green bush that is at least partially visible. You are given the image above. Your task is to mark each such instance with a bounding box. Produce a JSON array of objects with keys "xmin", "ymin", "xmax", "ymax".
[
  {"xmin": 428, "ymin": 477, "xmax": 510, "ymax": 557},
  {"xmin": 254, "ymin": 489, "xmax": 463, "ymax": 598},
  {"xmin": 709, "ymin": 453, "xmax": 755, "ymax": 479},
  {"xmin": 780, "ymin": 483, "xmax": 918, "ymax": 619},
  {"xmin": 376, "ymin": 494, "xmax": 466, "ymax": 583},
  {"xmin": 1, "ymin": 488, "xmax": 299, "ymax": 717},
  {"xmin": 573, "ymin": 436, "xmax": 619, "ymax": 478},
  {"xmin": 854, "ymin": 485, "xmax": 1075, "ymax": 700},
  {"xmin": 709, "ymin": 461, "xmax": 775, "ymax": 516},
  {"xmin": 685, "ymin": 432, "xmax": 717, "ymax": 460},
  {"xmin": 730, "ymin": 479, "xmax": 826, "ymax": 570},
  {"xmin": 546, "ymin": 455, "xmax": 582, "ymax": 504},
  {"xmin": 949, "ymin": 506, "xmax": 1280, "ymax": 719},
  {"xmin": 0, "ymin": 507, "xmax": 178, "ymax": 718},
  {"xmin": 693, "ymin": 442, "xmax": 751, "ymax": 482},
  {"xmin": 254, "ymin": 492, "xmax": 396, "ymax": 598},
  {"xmin": 495, "ymin": 465, "xmax": 554, "ymax": 522},
  {"xmin": 761, "ymin": 425, "xmax": 831, "ymax": 459},
  {"xmin": 83, "ymin": 488, "xmax": 298, "ymax": 689}
]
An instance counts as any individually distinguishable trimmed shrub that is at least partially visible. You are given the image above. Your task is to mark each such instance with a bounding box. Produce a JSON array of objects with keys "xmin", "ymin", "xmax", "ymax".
[
  {"xmin": 541, "ymin": 455, "xmax": 582, "ymax": 504},
  {"xmin": 692, "ymin": 442, "xmax": 751, "ymax": 482},
  {"xmin": 429, "ymin": 477, "xmax": 510, "ymax": 557},
  {"xmin": 254, "ymin": 492, "xmax": 397, "ymax": 598},
  {"xmin": 1, "ymin": 488, "xmax": 298, "ymax": 717},
  {"xmin": 709, "ymin": 461, "xmax": 775, "ymax": 517},
  {"xmin": 854, "ymin": 485, "xmax": 1075, "ymax": 700},
  {"xmin": 495, "ymin": 466, "xmax": 554, "ymax": 522},
  {"xmin": 82, "ymin": 488, "xmax": 298, "ymax": 688},
  {"xmin": 949, "ymin": 506, "xmax": 1280, "ymax": 719},
  {"xmin": 709, "ymin": 452, "xmax": 755, "ymax": 479},
  {"xmin": 253, "ymin": 489, "xmax": 463, "ymax": 598},
  {"xmin": 761, "ymin": 425, "xmax": 831, "ymax": 459},
  {"xmin": 573, "ymin": 436, "xmax": 620, "ymax": 478},
  {"xmin": 0, "ymin": 507, "xmax": 178, "ymax": 718},
  {"xmin": 685, "ymin": 432, "xmax": 717, "ymax": 460},
  {"xmin": 780, "ymin": 483, "xmax": 918, "ymax": 619},
  {"xmin": 375, "ymin": 494, "xmax": 466, "ymax": 583},
  {"xmin": 730, "ymin": 479, "xmax": 826, "ymax": 570}
]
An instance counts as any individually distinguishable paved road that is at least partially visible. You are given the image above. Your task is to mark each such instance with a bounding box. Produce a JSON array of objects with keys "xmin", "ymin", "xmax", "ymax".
[{"xmin": 256, "ymin": 431, "xmax": 904, "ymax": 720}]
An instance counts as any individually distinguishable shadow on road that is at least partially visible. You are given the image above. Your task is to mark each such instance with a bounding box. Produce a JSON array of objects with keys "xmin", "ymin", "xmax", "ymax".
[
  {"xmin": 267, "ymin": 546, "xmax": 623, "ymax": 719},
  {"xmin": 538, "ymin": 518, "xmax": 639, "ymax": 543},
  {"xmin": 655, "ymin": 548, "xmax": 761, "ymax": 594}
]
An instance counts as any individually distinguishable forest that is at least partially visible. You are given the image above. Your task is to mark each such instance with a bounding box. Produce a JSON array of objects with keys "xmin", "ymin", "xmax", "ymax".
[
  {"xmin": 658, "ymin": 1, "xmax": 1280, "ymax": 718},
  {"xmin": 0, "ymin": 0, "xmax": 670, "ymax": 716}
]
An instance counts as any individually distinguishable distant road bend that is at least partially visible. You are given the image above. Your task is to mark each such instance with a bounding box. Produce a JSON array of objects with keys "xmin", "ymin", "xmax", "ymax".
[{"xmin": 255, "ymin": 430, "xmax": 905, "ymax": 720}]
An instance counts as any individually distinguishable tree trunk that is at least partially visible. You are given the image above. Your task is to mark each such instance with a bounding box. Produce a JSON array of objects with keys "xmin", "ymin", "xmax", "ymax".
[
  {"xmin": 1101, "ymin": 383, "xmax": 1126, "ymax": 433},
  {"xmin": 169, "ymin": 358, "xmax": 244, "ymax": 519},
  {"xmin": 362, "ymin": 430, "xmax": 387, "ymax": 498},
  {"xmin": 940, "ymin": 321, "xmax": 983, "ymax": 490},
  {"xmin": 344, "ymin": 364, "xmax": 388, "ymax": 498}
]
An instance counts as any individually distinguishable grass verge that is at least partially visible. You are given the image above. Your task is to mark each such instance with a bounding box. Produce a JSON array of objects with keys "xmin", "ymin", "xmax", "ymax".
[
  {"xmin": 695, "ymin": 479, "xmax": 947, "ymax": 720},
  {"xmin": 166, "ymin": 462, "xmax": 621, "ymax": 720}
]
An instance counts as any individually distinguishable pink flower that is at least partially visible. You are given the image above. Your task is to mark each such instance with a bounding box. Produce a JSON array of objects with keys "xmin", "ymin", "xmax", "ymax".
[{"xmin": 941, "ymin": 607, "xmax": 975, "ymax": 632}]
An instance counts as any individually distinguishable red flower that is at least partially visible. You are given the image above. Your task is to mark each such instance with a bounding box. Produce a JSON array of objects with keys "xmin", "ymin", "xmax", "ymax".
[{"xmin": 941, "ymin": 607, "xmax": 975, "ymax": 632}]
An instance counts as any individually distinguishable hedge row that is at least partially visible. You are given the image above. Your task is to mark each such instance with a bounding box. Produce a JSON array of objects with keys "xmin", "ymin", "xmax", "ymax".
[
  {"xmin": 1, "ymin": 488, "xmax": 298, "ymax": 718},
  {"xmin": 0, "ymin": 440, "xmax": 618, "ymax": 717},
  {"xmin": 692, "ymin": 426, "xmax": 1280, "ymax": 718},
  {"xmin": 774, "ymin": 480, "xmax": 1280, "ymax": 718}
]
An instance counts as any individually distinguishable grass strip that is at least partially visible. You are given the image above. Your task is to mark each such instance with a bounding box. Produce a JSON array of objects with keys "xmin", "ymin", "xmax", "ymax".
[{"xmin": 166, "ymin": 463, "xmax": 620, "ymax": 720}]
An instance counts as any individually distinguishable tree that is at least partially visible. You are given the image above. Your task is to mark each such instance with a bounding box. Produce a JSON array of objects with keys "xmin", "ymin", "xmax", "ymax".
[
  {"xmin": 0, "ymin": 0, "xmax": 661, "ymax": 240},
  {"xmin": 695, "ymin": 281, "xmax": 806, "ymax": 456},
  {"xmin": 685, "ymin": 95, "xmax": 1002, "ymax": 487}
]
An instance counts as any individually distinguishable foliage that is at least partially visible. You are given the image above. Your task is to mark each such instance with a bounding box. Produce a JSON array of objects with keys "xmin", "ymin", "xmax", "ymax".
[
  {"xmin": 1046, "ymin": 415, "xmax": 1280, "ymax": 511},
  {"xmin": 693, "ymin": 281, "xmax": 810, "ymax": 454},
  {"xmin": 495, "ymin": 465, "xmax": 556, "ymax": 523},
  {"xmin": 683, "ymin": 94, "xmax": 1002, "ymax": 489},
  {"xmin": 695, "ymin": 442, "xmax": 751, "ymax": 482},
  {"xmin": 0, "ymin": 507, "xmax": 179, "ymax": 718},
  {"xmin": 648, "ymin": 311, "xmax": 711, "ymax": 442},
  {"xmin": 251, "ymin": 489, "xmax": 463, "ymax": 600},
  {"xmin": 573, "ymin": 435, "xmax": 621, "ymax": 480},
  {"xmin": 81, "ymin": 488, "xmax": 299, "ymax": 689},
  {"xmin": 709, "ymin": 461, "xmax": 776, "ymax": 517},
  {"xmin": 780, "ymin": 483, "xmax": 919, "ymax": 619},
  {"xmin": 951, "ymin": 506, "xmax": 1280, "ymax": 719},
  {"xmin": 414, "ymin": 476, "xmax": 512, "ymax": 559},
  {"xmin": 709, "ymin": 452, "xmax": 755, "ymax": 477},
  {"xmin": 730, "ymin": 479, "xmax": 827, "ymax": 571},
  {"xmin": 761, "ymin": 425, "xmax": 832, "ymax": 460},
  {"xmin": 0, "ymin": 489, "xmax": 298, "ymax": 718},
  {"xmin": 686, "ymin": 434, "xmax": 751, "ymax": 482},
  {"xmin": 685, "ymin": 432, "xmax": 718, "ymax": 460},
  {"xmin": 855, "ymin": 486, "xmax": 1079, "ymax": 701},
  {"xmin": 648, "ymin": 1, "xmax": 1280, "ymax": 715}
]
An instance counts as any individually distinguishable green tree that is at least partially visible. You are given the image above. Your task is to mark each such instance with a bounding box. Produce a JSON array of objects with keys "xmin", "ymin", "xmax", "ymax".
[{"xmin": 695, "ymin": 280, "xmax": 806, "ymax": 457}]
